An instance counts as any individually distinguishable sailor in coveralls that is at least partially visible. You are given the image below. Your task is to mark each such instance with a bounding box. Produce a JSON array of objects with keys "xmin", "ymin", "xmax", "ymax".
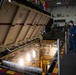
[{"xmin": 69, "ymin": 20, "xmax": 76, "ymax": 52}]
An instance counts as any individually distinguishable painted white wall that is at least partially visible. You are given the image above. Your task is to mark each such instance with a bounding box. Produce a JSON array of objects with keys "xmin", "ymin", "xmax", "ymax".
[{"xmin": 51, "ymin": 6, "xmax": 76, "ymax": 26}]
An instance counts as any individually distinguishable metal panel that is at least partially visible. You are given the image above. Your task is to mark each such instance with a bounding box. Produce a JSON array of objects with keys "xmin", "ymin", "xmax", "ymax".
[
  {"xmin": 4, "ymin": 7, "xmax": 29, "ymax": 45},
  {"xmin": 0, "ymin": 1, "xmax": 51, "ymax": 47},
  {"xmin": 31, "ymin": 16, "xmax": 46, "ymax": 39},
  {"xmin": 0, "ymin": 1, "xmax": 18, "ymax": 23},
  {"xmin": 0, "ymin": 25, "xmax": 10, "ymax": 44},
  {"xmin": 12, "ymin": 7, "xmax": 29, "ymax": 24},
  {"xmin": 35, "ymin": 17, "xmax": 48, "ymax": 38},
  {"xmin": 4, "ymin": 25, "xmax": 22, "ymax": 45},
  {"xmin": 15, "ymin": 10, "xmax": 37, "ymax": 43},
  {"xmin": 0, "ymin": 1, "xmax": 18, "ymax": 44},
  {"xmin": 34, "ymin": 16, "xmax": 48, "ymax": 38},
  {"xmin": 36, "ymin": 17, "xmax": 50, "ymax": 37},
  {"xmin": 24, "ymin": 13, "xmax": 42, "ymax": 41}
]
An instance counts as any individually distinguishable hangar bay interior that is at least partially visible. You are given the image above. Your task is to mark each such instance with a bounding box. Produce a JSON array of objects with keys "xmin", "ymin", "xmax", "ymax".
[{"xmin": 0, "ymin": 0, "xmax": 66, "ymax": 75}]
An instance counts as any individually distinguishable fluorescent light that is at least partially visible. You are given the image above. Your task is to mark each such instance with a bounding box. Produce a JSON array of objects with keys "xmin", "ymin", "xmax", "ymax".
[
  {"xmin": 18, "ymin": 58, "xmax": 24, "ymax": 66},
  {"xmin": 8, "ymin": 0, "xmax": 11, "ymax": 2},
  {"xmin": 56, "ymin": 2, "xmax": 61, "ymax": 5},
  {"xmin": 32, "ymin": 50, "xmax": 36, "ymax": 58},
  {"xmin": 27, "ymin": 53, "xmax": 31, "ymax": 62},
  {"xmin": 52, "ymin": 47, "xmax": 58, "ymax": 51}
]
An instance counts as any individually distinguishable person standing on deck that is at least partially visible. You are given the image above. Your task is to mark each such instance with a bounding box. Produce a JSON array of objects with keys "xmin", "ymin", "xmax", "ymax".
[{"xmin": 69, "ymin": 20, "xmax": 76, "ymax": 52}]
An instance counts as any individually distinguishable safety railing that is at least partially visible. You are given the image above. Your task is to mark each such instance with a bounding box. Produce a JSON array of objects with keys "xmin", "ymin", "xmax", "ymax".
[
  {"xmin": 65, "ymin": 30, "xmax": 69, "ymax": 54},
  {"xmin": 46, "ymin": 39, "xmax": 64, "ymax": 75}
]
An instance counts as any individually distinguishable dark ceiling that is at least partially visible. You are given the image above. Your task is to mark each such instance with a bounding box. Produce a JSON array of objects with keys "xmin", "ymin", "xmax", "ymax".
[{"xmin": 44, "ymin": 0, "xmax": 76, "ymax": 7}]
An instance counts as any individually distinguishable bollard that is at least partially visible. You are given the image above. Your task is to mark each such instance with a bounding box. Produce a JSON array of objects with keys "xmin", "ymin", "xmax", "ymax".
[{"xmin": 57, "ymin": 39, "xmax": 61, "ymax": 75}]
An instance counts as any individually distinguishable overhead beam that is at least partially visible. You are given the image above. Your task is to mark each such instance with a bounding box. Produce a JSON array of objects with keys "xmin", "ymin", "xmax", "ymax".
[{"xmin": 12, "ymin": 0, "xmax": 51, "ymax": 16}]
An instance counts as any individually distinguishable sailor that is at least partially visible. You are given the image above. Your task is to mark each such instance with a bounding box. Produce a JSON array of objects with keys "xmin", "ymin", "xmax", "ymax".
[{"xmin": 69, "ymin": 20, "xmax": 76, "ymax": 52}]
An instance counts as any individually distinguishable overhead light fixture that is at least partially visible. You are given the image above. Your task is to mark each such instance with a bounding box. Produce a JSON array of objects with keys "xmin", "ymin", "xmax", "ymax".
[
  {"xmin": 8, "ymin": 0, "xmax": 11, "ymax": 2},
  {"xmin": 32, "ymin": 50, "xmax": 36, "ymax": 58},
  {"xmin": 56, "ymin": 2, "xmax": 61, "ymax": 5},
  {"xmin": 18, "ymin": 58, "xmax": 24, "ymax": 66},
  {"xmin": 27, "ymin": 53, "xmax": 31, "ymax": 62},
  {"xmin": 52, "ymin": 47, "xmax": 58, "ymax": 51}
]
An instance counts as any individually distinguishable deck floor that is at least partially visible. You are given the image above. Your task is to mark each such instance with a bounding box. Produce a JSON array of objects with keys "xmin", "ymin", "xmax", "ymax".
[{"xmin": 61, "ymin": 50, "xmax": 76, "ymax": 75}]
